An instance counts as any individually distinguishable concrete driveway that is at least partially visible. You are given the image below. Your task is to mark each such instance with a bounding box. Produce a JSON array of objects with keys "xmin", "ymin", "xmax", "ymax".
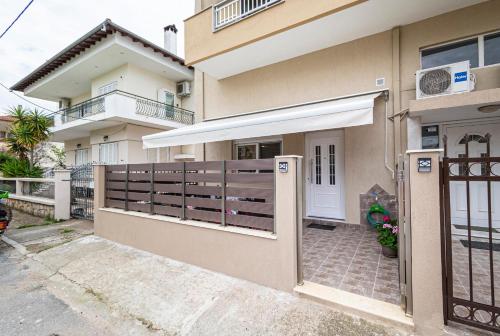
[{"xmin": 1, "ymin": 234, "xmax": 408, "ymax": 336}]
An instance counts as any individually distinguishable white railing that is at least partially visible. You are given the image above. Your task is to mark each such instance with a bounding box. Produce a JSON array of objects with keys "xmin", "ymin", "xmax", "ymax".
[
  {"xmin": 213, "ymin": 0, "xmax": 281, "ymax": 30},
  {"xmin": 0, "ymin": 177, "xmax": 55, "ymax": 200}
]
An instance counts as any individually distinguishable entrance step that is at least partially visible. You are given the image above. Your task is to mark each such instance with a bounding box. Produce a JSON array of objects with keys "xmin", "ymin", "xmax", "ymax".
[{"xmin": 294, "ymin": 281, "xmax": 414, "ymax": 333}]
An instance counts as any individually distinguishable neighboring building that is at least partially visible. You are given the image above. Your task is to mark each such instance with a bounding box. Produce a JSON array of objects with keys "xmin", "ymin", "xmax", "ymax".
[
  {"xmin": 0, "ymin": 115, "xmax": 14, "ymax": 152},
  {"xmin": 139, "ymin": 0, "xmax": 500, "ymax": 334},
  {"xmin": 11, "ymin": 20, "xmax": 195, "ymax": 166}
]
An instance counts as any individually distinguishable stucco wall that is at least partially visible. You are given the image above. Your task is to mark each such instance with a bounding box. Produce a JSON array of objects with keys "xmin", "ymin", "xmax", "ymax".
[
  {"xmin": 399, "ymin": 0, "xmax": 500, "ymax": 110},
  {"xmin": 93, "ymin": 157, "xmax": 301, "ymax": 291}
]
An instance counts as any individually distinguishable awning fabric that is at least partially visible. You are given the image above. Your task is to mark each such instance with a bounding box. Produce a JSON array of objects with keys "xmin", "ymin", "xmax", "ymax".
[{"xmin": 143, "ymin": 92, "xmax": 382, "ymax": 148}]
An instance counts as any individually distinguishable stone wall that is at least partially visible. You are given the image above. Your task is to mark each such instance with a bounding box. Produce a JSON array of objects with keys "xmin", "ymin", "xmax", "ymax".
[
  {"xmin": 359, "ymin": 184, "xmax": 398, "ymax": 227},
  {"xmin": 5, "ymin": 198, "xmax": 54, "ymax": 218}
]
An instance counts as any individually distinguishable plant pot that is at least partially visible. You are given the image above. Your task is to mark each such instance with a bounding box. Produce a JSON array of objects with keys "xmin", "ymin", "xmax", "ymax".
[{"xmin": 382, "ymin": 246, "xmax": 397, "ymax": 258}]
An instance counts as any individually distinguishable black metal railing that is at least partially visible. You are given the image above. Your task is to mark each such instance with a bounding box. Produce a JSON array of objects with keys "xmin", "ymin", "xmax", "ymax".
[
  {"xmin": 60, "ymin": 90, "xmax": 194, "ymax": 125},
  {"xmin": 62, "ymin": 96, "xmax": 105, "ymax": 123}
]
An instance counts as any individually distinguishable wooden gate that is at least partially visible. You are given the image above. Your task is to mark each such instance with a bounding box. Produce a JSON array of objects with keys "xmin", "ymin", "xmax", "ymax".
[{"xmin": 441, "ymin": 133, "xmax": 500, "ymax": 332}]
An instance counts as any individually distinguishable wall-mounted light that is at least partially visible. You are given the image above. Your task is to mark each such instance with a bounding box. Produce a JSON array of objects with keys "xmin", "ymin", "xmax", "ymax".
[
  {"xmin": 76, "ymin": 144, "xmax": 81, "ymax": 149},
  {"xmin": 418, "ymin": 158, "xmax": 432, "ymax": 173},
  {"xmin": 478, "ymin": 104, "xmax": 500, "ymax": 113},
  {"xmin": 103, "ymin": 135, "xmax": 109, "ymax": 142}
]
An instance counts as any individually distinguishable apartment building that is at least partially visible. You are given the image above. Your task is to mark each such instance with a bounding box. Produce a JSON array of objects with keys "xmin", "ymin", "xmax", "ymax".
[
  {"xmin": 11, "ymin": 20, "xmax": 195, "ymax": 167},
  {"xmin": 137, "ymin": 0, "xmax": 500, "ymax": 334}
]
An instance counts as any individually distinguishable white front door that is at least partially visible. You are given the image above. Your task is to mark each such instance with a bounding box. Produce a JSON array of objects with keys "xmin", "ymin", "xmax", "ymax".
[
  {"xmin": 306, "ymin": 131, "xmax": 345, "ymax": 219},
  {"xmin": 445, "ymin": 122, "xmax": 500, "ymax": 228}
]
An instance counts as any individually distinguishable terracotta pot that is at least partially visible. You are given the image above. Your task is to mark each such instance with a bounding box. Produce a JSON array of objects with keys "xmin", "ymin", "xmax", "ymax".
[{"xmin": 382, "ymin": 246, "xmax": 397, "ymax": 258}]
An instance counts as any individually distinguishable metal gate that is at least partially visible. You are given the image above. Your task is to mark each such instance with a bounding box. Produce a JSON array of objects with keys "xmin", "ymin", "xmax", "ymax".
[
  {"xmin": 441, "ymin": 133, "xmax": 500, "ymax": 332},
  {"xmin": 70, "ymin": 164, "xmax": 94, "ymax": 220}
]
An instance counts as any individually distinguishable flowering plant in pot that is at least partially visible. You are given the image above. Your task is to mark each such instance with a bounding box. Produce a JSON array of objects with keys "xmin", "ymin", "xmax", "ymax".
[{"xmin": 375, "ymin": 216, "xmax": 398, "ymax": 258}]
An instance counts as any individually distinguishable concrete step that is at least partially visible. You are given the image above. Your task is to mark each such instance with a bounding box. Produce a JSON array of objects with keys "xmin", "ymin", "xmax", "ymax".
[{"xmin": 294, "ymin": 281, "xmax": 415, "ymax": 334}]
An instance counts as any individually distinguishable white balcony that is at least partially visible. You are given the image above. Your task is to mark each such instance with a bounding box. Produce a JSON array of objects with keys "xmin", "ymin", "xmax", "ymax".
[
  {"xmin": 213, "ymin": 0, "xmax": 282, "ymax": 30},
  {"xmin": 51, "ymin": 90, "xmax": 194, "ymax": 142}
]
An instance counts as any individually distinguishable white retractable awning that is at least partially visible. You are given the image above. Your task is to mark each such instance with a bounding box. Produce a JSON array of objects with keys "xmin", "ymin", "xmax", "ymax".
[{"xmin": 143, "ymin": 92, "xmax": 383, "ymax": 148}]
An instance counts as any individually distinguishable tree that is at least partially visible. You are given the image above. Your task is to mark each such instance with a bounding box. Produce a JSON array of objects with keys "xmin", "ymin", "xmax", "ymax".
[
  {"xmin": 6, "ymin": 106, "xmax": 51, "ymax": 170},
  {"xmin": 49, "ymin": 145, "xmax": 67, "ymax": 169}
]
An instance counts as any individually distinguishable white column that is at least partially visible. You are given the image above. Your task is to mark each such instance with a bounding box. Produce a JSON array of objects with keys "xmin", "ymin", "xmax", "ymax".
[{"xmin": 54, "ymin": 170, "xmax": 71, "ymax": 220}]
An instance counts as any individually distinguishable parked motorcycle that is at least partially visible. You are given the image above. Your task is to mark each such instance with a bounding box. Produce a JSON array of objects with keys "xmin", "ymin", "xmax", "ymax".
[{"xmin": 0, "ymin": 191, "xmax": 12, "ymax": 236}]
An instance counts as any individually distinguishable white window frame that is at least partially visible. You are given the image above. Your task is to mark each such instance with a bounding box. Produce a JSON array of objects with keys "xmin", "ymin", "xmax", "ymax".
[
  {"xmin": 98, "ymin": 81, "xmax": 117, "ymax": 96},
  {"xmin": 75, "ymin": 148, "xmax": 90, "ymax": 166},
  {"xmin": 99, "ymin": 142, "xmax": 119, "ymax": 164},
  {"xmin": 420, "ymin": 30, "xmax": 500, "ymax": 70},
  {"xmin": 234, "ymin": 137, "xmax": 283, "ymax": 160}
]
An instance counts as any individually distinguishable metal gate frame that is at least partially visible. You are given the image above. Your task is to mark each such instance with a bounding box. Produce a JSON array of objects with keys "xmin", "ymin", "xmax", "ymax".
[
  {"xmin": 441, "ymin": 133, "xmax": 500, "ymax": 333},
  {"xmin": 70, "ymin": 164, "xmax": 94, "ymax": 220}
]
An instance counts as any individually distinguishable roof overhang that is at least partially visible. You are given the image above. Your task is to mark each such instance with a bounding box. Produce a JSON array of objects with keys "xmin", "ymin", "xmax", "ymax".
[
  {"xmin": 409, "ymin": 88, "xmax": 500, "ymax": 124},
  {"xmin": 193, "ymin": 0, "xmax": 486, "ymax": 79},
  {"xmin": 143, "ymin": 91, "xmax": 384, "ymax": 148},
  {"xmin": 11, "ymin": 20, "xmax": 193, "ymax": 99}
]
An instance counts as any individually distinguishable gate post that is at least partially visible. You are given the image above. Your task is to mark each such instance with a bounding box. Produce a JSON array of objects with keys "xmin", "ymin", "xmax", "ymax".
[
  {"xmin": 406, "ymin": 149, "xmax": 444, "ymax": 335},
  {"xmin": 54, "ymin": 169, "xmax": 71, "ymax": 220}
]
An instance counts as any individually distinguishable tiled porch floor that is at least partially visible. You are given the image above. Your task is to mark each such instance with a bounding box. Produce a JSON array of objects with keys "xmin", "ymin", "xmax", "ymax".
[{"xmin": 303, "ymin": 223, "xmax": 401, "ymax": 305}]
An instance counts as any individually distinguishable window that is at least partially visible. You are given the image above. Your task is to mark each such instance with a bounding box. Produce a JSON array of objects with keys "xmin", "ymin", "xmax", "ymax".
[
  {"xmin": 75, "ymin": 149, "xmax": 89, "ymax": 166},
  {"xmin": 0, "ymin": 131, "xmax": 5, "ymax": 139},
  {"xmin": 235, "ymin": 141, "xmax": 281, "ymax": 160},
  {"xmin": 485, "ymin": 32, "xmax": 500, "ymax": 66},
  {"xmin": 329, "ymin": 144, "xmax": 335, "ymax": 185},
  {"xmin": 98, "ymin": 81, "xmax": 117, "ymax": 95},
  {"xmin": 421, "ymin": 38, "xmax": 478, "ymax": 69},
  {"xmin": 315, "ymin": 145, "xmax": 321, "ymax": 185},
  {"xmin": 164, "ymin": 91, "xmax": 175, "ymax": 118},
  {"xmin": 421, "ymin": 31, "xmax": 500, "ymax": 69},
  {"xmin": 99, "ymin": 142, "xmax": 119, "ymax": 164},
  {"xmin": 147, "ymin": 148, "xmax": 158, "ymax": 163}
]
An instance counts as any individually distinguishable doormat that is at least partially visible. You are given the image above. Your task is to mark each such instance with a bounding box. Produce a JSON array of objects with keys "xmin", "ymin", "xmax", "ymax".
[
  {"xmin": 307, "ymin": 224, "xmax": 336, "ymax": 231},
  {"xmin": 454, "ymin": 224, "xmax": 499, "ymax": 233},
  {"xmin": 460, "ymin": 240, "xmax": 500, "ymax": 252}
]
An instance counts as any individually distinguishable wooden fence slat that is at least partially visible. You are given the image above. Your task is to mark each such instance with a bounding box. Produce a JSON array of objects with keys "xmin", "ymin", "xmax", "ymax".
[
  {"xmin": 106, "ymin": 164, "xmax": 127, "ymax": 172},
  {"xmin": 226, "ymin": 213, "xmax": 274, "ymax": 231},
  {"xmin": 226, "ymin": 187, "xmax": 273, "ymax": 201},
  {"xmin": 107, "ymin": 173, "xmax": 127, "ymax": 181},
  {"xmin": 128, "ymin": 173, "xmax": 151, "ymax": 181},
  {"xmin": 154, "ymin": 194, "xmax": 183, "ymax": 205},
  {"xmin": 106, "ymin": 190, "xmax": 126, "ymax": 199},
  {"xmin": 106, "ymin": 199, "xmax": 125, "ymax": 209},
  {"xmin": 155, "ymin": 205, "xmax": 181, "ymax": 217},
  {"xmin": 226, "ymin": 159, "xmax": 274, "ymax": 170},
  {"xmin": 153, "ymin": 173, "xmax": 183, "ymax": 182},
  {"xmin": 106, "ymin": 181, "xmax": 126, "ymax": 190},
  {"xmin": 154, "ymin": 184, "xmax": 183, "ymax": 193},
  {"xmin": 186, "ymin": 208, "xmax": 221, "ymax": 223},
  {"xmin": 154, "ymin": 162, "xmax": 184, "ymax": 171},
  {"xmin": 127, "ymin": 192, "xmax": 150, "ymax": 201},
  {"xmin": 186, "ymin": 197, "xmax": 221, "ymax": 209},
  {"xmin": 127, "ymin": 202, "xmax": 150, "ymax": 213},
  {"xmin": 185, "ymin": 161, "xmax": 222, "ymax": 170},
  {"xmin": 225, "ymin": 173, "xmax": 274, "ymax": 184},
  {"xmin": 128, "ymin": 182, "xmax": 151, "ymax": 192},
  {"xmin": 226, "ymin": 200, "xmax": 274, "ymax": 215},
  {"xmin": 185, "ymin": 185, "xmax": 221, "ymax": 197},
  {"xmin": 127, "ymin": 163, "xmax": 153, "ymax": 171},
  {"xmin": 185, "ymin": 173, "xmax": 222, "ymax": 183}
]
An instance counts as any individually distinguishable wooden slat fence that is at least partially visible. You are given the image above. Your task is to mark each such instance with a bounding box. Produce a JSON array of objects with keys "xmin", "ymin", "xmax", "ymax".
[{"xmin": 105, "ymin": 159, "xmax": 275, "ymax": 232}]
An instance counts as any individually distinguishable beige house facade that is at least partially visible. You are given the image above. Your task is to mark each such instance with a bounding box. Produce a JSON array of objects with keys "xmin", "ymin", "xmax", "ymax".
[
  {"xmin": 137, "ymin": 0, "xmax": 500, "ymax": 334},
  {"xmin": 11, "ymin": 20, "xmax": 196, "ymax": 166}
]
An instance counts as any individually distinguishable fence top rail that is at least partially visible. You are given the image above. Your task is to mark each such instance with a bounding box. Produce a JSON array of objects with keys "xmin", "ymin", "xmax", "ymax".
[
  {"xmin": 0, "ymin": 177, "xmax": 55, "ymax": 183},
  {"xmin": 105, "ymin": 159, "xmax": 276, "ymax": 173},
  {"xmin": 444, "ymin": 156, "xmax": 500, "ymax": 163}
]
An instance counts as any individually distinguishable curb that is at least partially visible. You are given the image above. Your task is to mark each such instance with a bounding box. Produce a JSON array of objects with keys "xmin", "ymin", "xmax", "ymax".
[{"xmin": 2, "ymin": 235, "xmax": 28, "ymax": 255}]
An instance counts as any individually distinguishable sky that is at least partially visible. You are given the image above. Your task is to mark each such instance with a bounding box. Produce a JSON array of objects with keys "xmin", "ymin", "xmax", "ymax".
[{"xmin": 0, "ymin": 0, "xmax": 195, "ymax": 115}]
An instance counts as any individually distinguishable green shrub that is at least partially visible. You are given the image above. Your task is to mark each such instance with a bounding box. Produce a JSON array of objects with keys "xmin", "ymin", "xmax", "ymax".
[{"xmin": 0, "ymin": 157, "xmax": 43, "ymax": 178}]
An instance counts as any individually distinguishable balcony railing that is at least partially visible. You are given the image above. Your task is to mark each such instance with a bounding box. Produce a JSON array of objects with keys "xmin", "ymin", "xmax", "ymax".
[
  {"xmin": 60, "ymin": 90, "xmax": 195, "ymax": 125},
  {"xmin": 213, "ymin": 0, "xmax": 282, "ymax": 30}
]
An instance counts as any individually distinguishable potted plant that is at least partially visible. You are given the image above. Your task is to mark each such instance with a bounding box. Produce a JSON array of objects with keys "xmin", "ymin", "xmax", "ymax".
[{"xmin": 375, "ymin": 216, "xmax": 398, "ymax": 258}]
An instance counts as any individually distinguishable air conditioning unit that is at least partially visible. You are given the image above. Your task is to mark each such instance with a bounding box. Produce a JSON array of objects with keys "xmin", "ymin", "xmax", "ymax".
[
  {"xmin": 416, "ymin": 61, "xmax": 475, "ymax": 99},
  {"xmin": 176, "ymin": 81, "xmax": 191, "ymax": 97}
]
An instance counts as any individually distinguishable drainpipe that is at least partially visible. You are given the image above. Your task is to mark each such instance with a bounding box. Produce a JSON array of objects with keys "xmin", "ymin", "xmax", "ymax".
[{"xmin": 384, "ymin": 92, "xmax": 395, "ymax": 179}]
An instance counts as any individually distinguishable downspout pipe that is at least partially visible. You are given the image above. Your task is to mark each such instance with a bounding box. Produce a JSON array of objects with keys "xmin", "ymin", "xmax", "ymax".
[{"xmin": 384, "ymin": 92, "xmax": 395, "ymax": 179}]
